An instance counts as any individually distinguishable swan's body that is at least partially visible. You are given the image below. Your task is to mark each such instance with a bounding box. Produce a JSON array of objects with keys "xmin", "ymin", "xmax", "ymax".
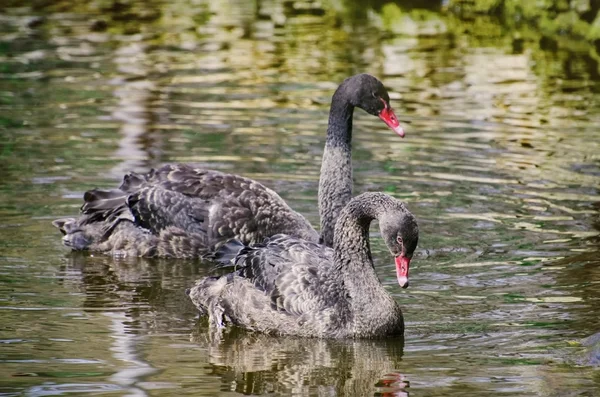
[
  {"xmin": 53, "ymin": 74, "xmax": 405, "ymax": 258},
  {"xmin": 53, "ymin": 166, "xmax": 318, "ymax": 258},
  {"xmin": 187, "ymin": 192, "xmax": 419, "ymax": 339}
]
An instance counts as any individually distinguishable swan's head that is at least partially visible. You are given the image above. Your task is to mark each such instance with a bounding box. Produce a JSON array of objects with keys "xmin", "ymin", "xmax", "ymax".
[
  {"xmin": 379, "ymin": 205, "xmax": 419, "ymax": 289},
  {"xmin": 342, "ymin": 73, "xmax": 405, "ymax": 138}
]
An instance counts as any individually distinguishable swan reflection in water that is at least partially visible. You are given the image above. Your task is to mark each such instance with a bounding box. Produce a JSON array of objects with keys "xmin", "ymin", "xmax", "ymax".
[
  {"xmin": 60, "ymin": 253, "xmax": 410, "ymax": 397},
  {"xmin": 191, "ymin": 325, "xmax": 409, "ymax": 397}
]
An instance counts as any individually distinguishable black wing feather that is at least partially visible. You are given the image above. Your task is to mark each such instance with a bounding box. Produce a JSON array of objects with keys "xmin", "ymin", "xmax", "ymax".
[
  {"xmin": 53, "ymin": 163, "xmax": 318, "ymax": 257},
  {"xmin": 229, "ymin": 235, "xmax": 337, "ymax": 316}
]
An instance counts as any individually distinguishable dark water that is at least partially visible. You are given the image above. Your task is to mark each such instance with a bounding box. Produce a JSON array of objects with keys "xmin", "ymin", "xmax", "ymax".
[{"xmin": 1, "ymin": 1, "xmax": 600, "ymax": 396}]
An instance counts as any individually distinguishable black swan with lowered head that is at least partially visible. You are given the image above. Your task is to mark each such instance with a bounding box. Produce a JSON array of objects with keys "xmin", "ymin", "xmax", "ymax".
[
  {"xmin": 187, "ymin": 192, "xmax": 418, "ymax": 338},
  {"xmin": 53, "ymin": 74, "xmax": 405, "ymax": 258}
]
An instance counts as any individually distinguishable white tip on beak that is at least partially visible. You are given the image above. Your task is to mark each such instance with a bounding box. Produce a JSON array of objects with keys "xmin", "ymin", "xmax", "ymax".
[
  {"xmin": 393, "ymin": 125, "xmax": 405, "ymax": 138},
  {"xmin": 397, "ymin": 276, "xmax": 409, "ymax": 289}
]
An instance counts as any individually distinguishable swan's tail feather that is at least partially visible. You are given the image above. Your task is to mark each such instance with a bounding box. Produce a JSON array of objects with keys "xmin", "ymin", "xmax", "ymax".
[
  {"xmin": 53, "ymin": 173, "xmax": 142, "ymax": 252},
  {"xmin": 52, "ymin": 217, "xmax": 74, "ymax": 235},
  {"xmin": 119, "ymin": 171, "xmax": 147, "ymax": 192},
  {"xmin": 80, "ymin": 168, "xmax": 149, "ymax": 219},
  {"xmin": 81, "ymin": 188, "xmax": 128, "ymax": 215}
]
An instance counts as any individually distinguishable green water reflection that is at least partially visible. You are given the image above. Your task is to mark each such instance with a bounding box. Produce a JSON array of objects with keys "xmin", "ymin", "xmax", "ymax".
[{"xmin": 1, "ymin": 0, "xmax": 599, "ymax": 396}]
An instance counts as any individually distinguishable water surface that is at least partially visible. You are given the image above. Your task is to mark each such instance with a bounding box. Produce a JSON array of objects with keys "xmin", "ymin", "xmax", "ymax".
[{"xmin": 1, "ymin": 1, "xmax": 599, "ymax": 396}]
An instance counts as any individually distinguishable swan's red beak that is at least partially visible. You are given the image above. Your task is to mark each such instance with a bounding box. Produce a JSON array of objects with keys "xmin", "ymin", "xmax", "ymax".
[
  {"xmin": 395, "ymin": 255, "xmax": 410, "ymax": 288},
  {"xmin": 379, "ymin": 104, "xmax": 405, "ymax": 138}
]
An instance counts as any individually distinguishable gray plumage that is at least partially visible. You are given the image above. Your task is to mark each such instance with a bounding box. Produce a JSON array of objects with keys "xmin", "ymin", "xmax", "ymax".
[
  {"xmin": 187, "ymin": 192, "xmax": 419, "ymax": 339},
  {"xmin": 53, "ymin": 165, "xmax": 316, "ymax": 258},
  {"xmin": 53, "ymin": 74, "xmax": 404, "ymax": 258}
]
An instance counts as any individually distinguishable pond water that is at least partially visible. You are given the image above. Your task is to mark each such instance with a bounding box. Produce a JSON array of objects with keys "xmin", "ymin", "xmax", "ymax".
[{"xmin": 1, "ymin": 1, "xmax": 600, "ymax": 396}]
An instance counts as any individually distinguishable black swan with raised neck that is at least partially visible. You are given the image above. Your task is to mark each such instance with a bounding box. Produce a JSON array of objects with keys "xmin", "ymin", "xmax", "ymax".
[
  {"xmin": 53, "ymin": 74, "xmax": 405, "ymax": 258},
  {"xmin": 187, "ymin": 192, "xmax": 419, "ymax": 338}
]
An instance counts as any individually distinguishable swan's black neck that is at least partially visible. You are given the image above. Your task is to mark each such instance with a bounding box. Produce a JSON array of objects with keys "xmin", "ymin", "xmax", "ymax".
[
  {"xmin": 318, "ymin": 89, "xmax": 355, "ymax": 248},
  {"xmin": 332, "ymin": 194, "xmax": 402, "ymax": 336},
  {"xmin": 326, "ymin": 94, "xmax": 354, "ymax": 147}
]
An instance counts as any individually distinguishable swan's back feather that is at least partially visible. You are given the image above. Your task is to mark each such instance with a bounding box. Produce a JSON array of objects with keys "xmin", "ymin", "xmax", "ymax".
[
  {"xmin": 190, "ymin": 235, "xmax": 352, "ymax": 336},
  {"xmin": 233, "ymin": 235, "xmax": 332, "ymax": 294}
]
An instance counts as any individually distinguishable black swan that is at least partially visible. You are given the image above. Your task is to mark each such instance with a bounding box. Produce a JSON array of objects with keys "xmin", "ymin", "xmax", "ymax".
[
  {"xmin": 53, "ymin": 74, "xmax": 405, "ymax": 258},
  {"xmin": 187, "ymin": 192, "xmax": 418, "ymax": 338}
]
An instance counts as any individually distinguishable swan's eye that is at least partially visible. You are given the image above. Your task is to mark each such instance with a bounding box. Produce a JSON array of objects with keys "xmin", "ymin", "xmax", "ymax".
[
  {"xmin": 396, "ymin": 236, "xmax": 403, "ymax": 245},
  {"xmin": 372, "ymin": 92, "xmax": 377, "ymax": 98}
]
